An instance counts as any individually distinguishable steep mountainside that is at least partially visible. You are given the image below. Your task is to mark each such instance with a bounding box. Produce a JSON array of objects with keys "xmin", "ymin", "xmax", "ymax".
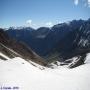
[
  {"xmin": 0, "ymin": 28, "xmax": 47, "ymax": 66},
  {"xmin": 48, "ymin": 19, "xmax": 90, "ymax": 60}
]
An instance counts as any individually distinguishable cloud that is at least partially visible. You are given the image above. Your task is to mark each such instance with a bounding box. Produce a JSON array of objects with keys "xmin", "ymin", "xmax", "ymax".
[
  {"xmin": 88, "ymin": 0, "xmax": 90, "ymax": 7},
  {"xmin": 46, "ymin": 22, "xmax": 53, "ymax": 27},
  {"xmin": 74, "ymin": 0, "xmax": 79, "ymax": 5},
  {"xmin": 26, "ymin": 19, "xmax": 32, "ymax": 25},
  {"xmin": 83, "ymin": 0, "xmax": 90, "ymax": 7},
  {"xmin": 73, "ymin": 0, "xmax": 90, "ymax": 7}
]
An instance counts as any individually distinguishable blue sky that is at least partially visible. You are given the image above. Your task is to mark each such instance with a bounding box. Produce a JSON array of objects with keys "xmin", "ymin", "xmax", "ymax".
[{"xmin": 0, "ymin": 0, "xmax": 90, "ymax": 28}]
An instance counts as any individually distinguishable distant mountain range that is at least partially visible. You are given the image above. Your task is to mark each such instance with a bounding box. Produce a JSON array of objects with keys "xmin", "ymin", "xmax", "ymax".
[{"xmin": 5, "ymin": 19, "xmax": 90, "ymax": 62}]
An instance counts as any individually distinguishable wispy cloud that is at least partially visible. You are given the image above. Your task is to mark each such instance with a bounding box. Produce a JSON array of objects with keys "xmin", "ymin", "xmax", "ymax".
[
  {"xmin": 73, "ymin": 0, "xmax": 90, "ymax": 7},
  {"xmin": 74, "ymin": 0, "xmax": 79, "ymax": 5},
  {"xmin": 88, "ymin": 0, "xmax": 90, "ymax": 7},
  {"xmin": 83, "ymin": 0, "xmax": 90, "ymax": 7},
  {"xmin": 26, "ymin": 19, "xmax": 32, "ymax": 25},
  {"xmin": 45, "ymin": 22, "xmax": 53, "ymax": 27}
]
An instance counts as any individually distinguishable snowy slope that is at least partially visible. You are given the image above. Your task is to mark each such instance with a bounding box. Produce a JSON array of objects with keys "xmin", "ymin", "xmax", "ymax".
[
  {"xmin": 0, "ymin": 52, "xmax": 10, "ymax": 60},
  {"xmin": 0, "ymin": 55, "xmax": 90, "ymax": 90},
  {"xmin": 85, "ymin": 53, "xmax": 90, "ymax": 63}
]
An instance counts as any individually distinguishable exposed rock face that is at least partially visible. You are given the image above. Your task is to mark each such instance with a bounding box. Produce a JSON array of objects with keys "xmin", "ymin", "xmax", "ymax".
[{"xmin": 69, "ymin": 54, "xmax": 86, "ymax": 68}]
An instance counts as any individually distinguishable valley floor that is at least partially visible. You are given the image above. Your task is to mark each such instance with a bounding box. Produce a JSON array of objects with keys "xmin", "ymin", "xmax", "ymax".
[{"xmin": 0, "ymin": 57, "xmax": 90, "ymax": 90}]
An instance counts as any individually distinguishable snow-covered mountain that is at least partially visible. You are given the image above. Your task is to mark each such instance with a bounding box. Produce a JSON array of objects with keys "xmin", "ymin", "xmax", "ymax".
[
  {"xmin": 6, "ymin": 19, "xmax": 90, "ymax": 62},
  {"xmin": 0, "ymin": 26, "xmax": 90, "ymax": 90}
]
